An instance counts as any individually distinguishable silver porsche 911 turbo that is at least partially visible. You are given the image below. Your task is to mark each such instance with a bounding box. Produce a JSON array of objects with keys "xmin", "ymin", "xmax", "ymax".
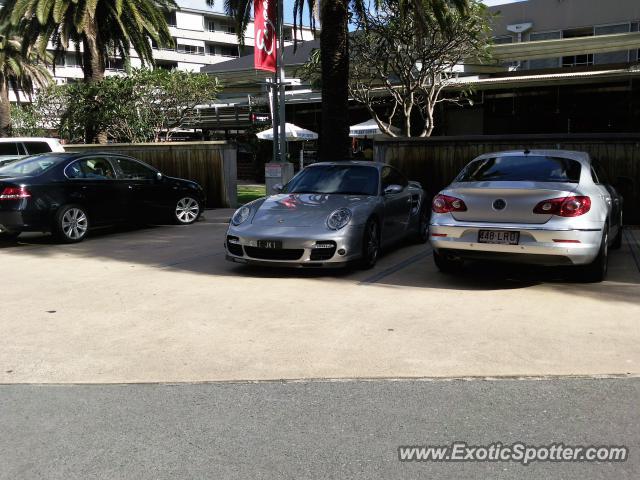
[
  {"xmin": 225, "ymin": 161, "xmax": 429, "ymax": 268},
  {"xmin": 430, "ymin": 149, "xmax": 624, "ymax": 282}
]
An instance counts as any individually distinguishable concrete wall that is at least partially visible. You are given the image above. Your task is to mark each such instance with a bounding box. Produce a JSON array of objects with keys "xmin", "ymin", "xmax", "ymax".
[{"xmin": 65, "ymin": 142, "xmax": 237, "ymax": 209}]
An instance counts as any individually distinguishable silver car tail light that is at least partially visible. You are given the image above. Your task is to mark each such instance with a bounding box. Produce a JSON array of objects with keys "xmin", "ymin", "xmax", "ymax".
[
  {"xmin": 533, "ymin": 196, "xmax": 591, "ymax": 217},
  {"xmin": 432, "ymin": 194, "xmax": 467, "ymax": 214}
]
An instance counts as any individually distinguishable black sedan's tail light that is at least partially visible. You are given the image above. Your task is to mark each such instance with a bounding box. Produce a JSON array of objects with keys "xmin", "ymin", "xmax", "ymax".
[{"xmin": 0, "ymin": 187, "xmax": 31, "ymax": 200}]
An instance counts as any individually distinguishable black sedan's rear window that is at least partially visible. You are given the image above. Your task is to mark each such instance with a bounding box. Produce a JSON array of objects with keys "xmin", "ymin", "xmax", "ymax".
[
  {"xmin": 456, "ymin": 155, "xmax": 582, "ymax": 183},
  {"xmin": 0, "ymin": 155, "xmax": 60, "ymax": 177}
]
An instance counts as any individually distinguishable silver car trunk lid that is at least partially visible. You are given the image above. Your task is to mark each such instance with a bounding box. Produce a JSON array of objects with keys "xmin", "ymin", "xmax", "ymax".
[{"xmin": 448, "ymin": 181, "xmax": 579, "ymax": 224}]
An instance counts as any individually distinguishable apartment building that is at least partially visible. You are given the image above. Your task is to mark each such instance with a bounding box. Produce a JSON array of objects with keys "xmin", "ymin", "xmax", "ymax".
[
  {"xmin": 1, "ymin": 0, "xmax": 314, "ymax": 88},
  {"xmin": 490, "ymin": 0, "xmax": 640, "ymax": 69}
]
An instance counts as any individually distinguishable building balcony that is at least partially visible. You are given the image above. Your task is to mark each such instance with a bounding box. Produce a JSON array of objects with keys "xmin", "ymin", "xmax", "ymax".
[
  {"xmin": 152, "ymin": 47, "xmax": 239, "ymax": 65},
  {"xmin": 169, "ymin": 26, "xmax": 254, "ymax": 46}
]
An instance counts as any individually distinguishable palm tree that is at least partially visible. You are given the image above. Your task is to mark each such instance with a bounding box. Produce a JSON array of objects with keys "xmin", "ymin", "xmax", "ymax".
[
  {"xmin": 0, "ymin": 34, "xmax": 51, "ymax": 137},
  {"xmin": 216, "ymin": 0, "xmax": 469, "ymax": 160},
  {"xmin": 1, "ymin": 0, "xmax": 176, "ymax": 141}
]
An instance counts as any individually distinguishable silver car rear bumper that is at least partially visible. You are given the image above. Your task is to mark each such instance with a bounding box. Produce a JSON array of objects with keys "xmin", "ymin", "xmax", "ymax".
[{"xmin": 429, "ymin": 221, "xmax": 603, "ymax": 266}]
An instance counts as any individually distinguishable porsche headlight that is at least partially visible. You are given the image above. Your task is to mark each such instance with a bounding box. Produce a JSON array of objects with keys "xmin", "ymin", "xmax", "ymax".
[
  {"xmin": 231, "ymin": 206, "xmax": 251, "ymax": 226},
  {"xmin": 326, "ymin": 208, "xmax": 352, "ymax": 230}
]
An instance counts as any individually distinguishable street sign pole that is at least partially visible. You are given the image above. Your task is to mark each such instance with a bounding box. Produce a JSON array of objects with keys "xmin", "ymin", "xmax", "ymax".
[
  {"xmin": 276, "ymin": 0, "xmax": 286, "ymax": 163},
  {"xmin": 262, "ymin": 0, "xmax": 293, "ymax": 192}
]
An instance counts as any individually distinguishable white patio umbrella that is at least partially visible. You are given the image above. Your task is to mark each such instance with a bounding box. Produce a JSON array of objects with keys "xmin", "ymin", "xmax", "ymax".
[
  {"xmin": 349, "ymin": 118, "xmax": 399, "ymax": 138},
  {"xmin": 256, "ymin": 123, "xmax": 318, "ymax": 170},
  {"xmin": 256, "ymin": 122, "xmax": 318, "ymax": 141}
]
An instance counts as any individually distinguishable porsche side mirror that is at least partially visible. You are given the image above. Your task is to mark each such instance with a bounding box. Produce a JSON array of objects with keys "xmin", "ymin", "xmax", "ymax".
[
  {"xmin": 272, "ymin": 183, "xmax": 284, "ymax": 193},
  {"xmin": 156, "ymin": 171, "xmax": 163, "ymax": 181},
  {"xmin": 384, "ymin": 184, "xmax": 403, "ymax": 195}
]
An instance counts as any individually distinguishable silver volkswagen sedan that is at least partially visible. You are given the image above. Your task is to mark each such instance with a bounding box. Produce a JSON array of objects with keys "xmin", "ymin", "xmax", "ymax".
[
  {"xmin": 429, "ymin": 150, "xmax": 623, "ymax": 282},
  {"xmin": 225, "ymin": 161, "xmax": 429, "ymax": 268}
]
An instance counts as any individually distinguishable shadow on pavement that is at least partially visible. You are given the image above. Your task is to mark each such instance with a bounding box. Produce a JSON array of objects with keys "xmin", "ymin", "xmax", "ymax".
[{"xmin": 2, "ymin": 213, "xmax": 639, "ymax": 302}]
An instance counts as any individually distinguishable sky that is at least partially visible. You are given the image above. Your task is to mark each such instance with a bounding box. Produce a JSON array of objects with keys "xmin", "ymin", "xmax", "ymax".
[{"xmin": 279, "ymin": 0, "xmax": 528, "ymax": 26}]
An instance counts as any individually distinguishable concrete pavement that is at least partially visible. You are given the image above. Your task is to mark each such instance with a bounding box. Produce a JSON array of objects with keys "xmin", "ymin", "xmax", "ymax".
[{"xmin": 1, "ymin": 210, "xmax": 639, "ymax": 384}]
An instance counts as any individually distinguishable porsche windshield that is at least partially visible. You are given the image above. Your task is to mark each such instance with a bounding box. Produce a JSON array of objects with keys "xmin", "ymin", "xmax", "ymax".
[{"xmin": 284, "ymin": 165, "xmax": 379, "ymax": 196}]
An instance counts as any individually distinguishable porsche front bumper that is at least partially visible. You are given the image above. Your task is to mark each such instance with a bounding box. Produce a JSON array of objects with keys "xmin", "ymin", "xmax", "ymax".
[{"xmin": 224, "ymin": 225, "xmax": 366, "ymax": 267}]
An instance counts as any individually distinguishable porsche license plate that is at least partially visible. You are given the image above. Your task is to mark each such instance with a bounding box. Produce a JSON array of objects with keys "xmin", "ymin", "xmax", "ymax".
[
  {"xmin": 257, "ymin": 240, "xmax": 282, "ymax": 249},
  {"xmin": 478, "ymin": 230, "xmax": 520, "ymax": 245}
]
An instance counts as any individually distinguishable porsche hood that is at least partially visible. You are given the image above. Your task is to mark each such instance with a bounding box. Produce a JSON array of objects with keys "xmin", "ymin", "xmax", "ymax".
[{"xmin": 250, "ymin": 194, "xmax": 377, "ymax": 227}]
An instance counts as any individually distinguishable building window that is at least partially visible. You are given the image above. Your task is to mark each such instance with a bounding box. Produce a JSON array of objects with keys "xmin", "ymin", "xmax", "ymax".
[
  {"xmin": 594, "ymin": 23, "xmax": 631, "ymax": 64},
  {"xmin": 207, "ymin": 44, "xmax": 238, "ymax": 57},
  {"xmin": 562, "ymin": 26, "xmax": 594, "ymax": 39},
  {"xmin": 492, "ymin": 35, "xmax": 513, "ymax": 45},
  {"xmin": 177, "ymin": 44, "xmax": 204, "ymax": 55},
  {"xmin": 562, "ymin": 54, "xmax": 594, "ymax": 67},
  {"xmin": 219, "ymin": 46, "xmax": 238, "ymax": 57},
  {"xmin": 165, "ymin": 11, "xmax": 176, "ymax": 27},
  {"xmin": 65, "ymin": 53, "xmax": 82, "ymax": 67},
  {"xmin": 106, "ymin": 57, "xmax": 125, "ymax": 71},
  {"xmin": 527, "ymin": 31, "xmax": 561, "ymax": 70},
  {"xmin": 206, "ymin": 19, "xmax": 216, "ymax": 32},
  {"xmin": 156, "ymin": 61, "xmax": 178, "ymax": 71}
]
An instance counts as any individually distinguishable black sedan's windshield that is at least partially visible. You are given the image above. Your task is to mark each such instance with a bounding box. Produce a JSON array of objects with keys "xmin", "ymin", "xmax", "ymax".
[
  {"xmin": 284, "ymin": 165, "xmax": 379, "ymax": 196},
  {"xmin": 0, "ymin": 155, "xmax": 61, "ymax": 177}
]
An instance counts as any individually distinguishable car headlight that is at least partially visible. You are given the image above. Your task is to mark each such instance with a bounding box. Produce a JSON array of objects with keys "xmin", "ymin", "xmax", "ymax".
[
  {"xmin": 326, "ymin": 208, "xmax": 352, "ymax": 230},
  {"xmin": 231, "ymin": 206, "xmax": 251, "ymax": 226}
]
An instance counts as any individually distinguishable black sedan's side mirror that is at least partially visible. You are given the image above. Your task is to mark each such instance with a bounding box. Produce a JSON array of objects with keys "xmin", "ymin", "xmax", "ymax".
[
  {"xmin": 272, "ymin": 183, "xmax": 284, "ymax": 193},
  {"xmin": 384, "ymin": 184, "xmax": 403, "ymax": 195},
  {"xmin": 156, "ymin": 172, "xmax": 163, "ymax": 181}
]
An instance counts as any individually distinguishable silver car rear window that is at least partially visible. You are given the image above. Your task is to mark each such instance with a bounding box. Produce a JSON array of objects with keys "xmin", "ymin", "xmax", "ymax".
[{"xmin": 456, "ymin": 155, "xmax": 582, "ymax": 183}]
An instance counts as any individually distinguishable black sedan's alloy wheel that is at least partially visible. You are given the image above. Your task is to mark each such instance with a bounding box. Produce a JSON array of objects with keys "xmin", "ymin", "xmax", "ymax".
[
  {"xmin": 54, "ymin": 205, "xmax": 89, "ymax": 243},
  {"xmin": 175, "ymin": 197, "xmax": 200, "ymax": 225}
]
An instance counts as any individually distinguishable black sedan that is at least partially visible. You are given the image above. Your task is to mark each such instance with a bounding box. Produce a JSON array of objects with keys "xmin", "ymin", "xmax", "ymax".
[{"xmin": 0, "ymin": 152, "xmax": 205, "ymax": 242}]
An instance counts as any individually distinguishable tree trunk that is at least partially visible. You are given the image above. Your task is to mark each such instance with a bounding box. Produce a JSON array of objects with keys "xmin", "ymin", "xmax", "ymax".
[
  {"xmin": 318, "ymin": 0, "xmax": 350, "ymax": 161},
  {"xmin": 82, "ymin": 22, "xmax": 107, "ymax": 144},
  {"xmin": 0, "ymin": 81, "xmax": 11, "ymax": 138}
]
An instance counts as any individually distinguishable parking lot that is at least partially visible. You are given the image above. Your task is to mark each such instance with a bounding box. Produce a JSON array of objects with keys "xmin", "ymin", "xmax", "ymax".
[{"xmin": 1, "ymin": 209, "xmax": 639, "ymax": 384}]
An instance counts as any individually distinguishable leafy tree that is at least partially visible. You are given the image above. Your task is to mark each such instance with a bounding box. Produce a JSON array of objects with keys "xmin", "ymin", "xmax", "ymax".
[
  {"xmin": 133, "ymin": 69, "xmax": 222, "ymax": 141},
  {"xmin": 350, "ymin": 0, "xmax": 491, "ymax": 137},
  {"xmin": 31, "ymin": 69, "xmax": 221, "ymax": 143},
  {"xmin": 0, "ymin": 33, "xmax": 51, "ymax": 137},
  {"xmin": 10, "ymin": 103, "xmax": 47, "ymax": 136},
  {"xmin": 213, "ymin": 0, "xmax": 469, "ymax": 159},
  {"xmin": 0, "ymin": 0, "xmax": 177, "ymax": 142},
  {"xmin": 299, "ymin": 0, "xmax": 490, "ymax": 137}
]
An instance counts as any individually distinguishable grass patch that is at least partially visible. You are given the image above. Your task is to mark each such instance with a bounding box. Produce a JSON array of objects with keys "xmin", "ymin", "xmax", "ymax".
[{"xmin": 237, "ymin": 184, "xmax": 266, "ymax": 205}]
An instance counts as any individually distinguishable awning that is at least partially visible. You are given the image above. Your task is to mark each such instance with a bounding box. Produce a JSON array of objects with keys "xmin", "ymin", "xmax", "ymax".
[
  {"xmin": 349, "ymin": 118, "xmax": 400, "ymax": 138},
  {"xmin": 492, "ymin": 32, "xmax": 640, "ymax": 62},
  {"xmin": 256, "ymin": 123, "xmax": 318, "ymax": 141}
]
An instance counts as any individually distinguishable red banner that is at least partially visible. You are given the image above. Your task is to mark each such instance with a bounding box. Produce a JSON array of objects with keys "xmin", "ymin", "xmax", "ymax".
[{"xmin": 254, "ymin": 0, "xmax": 277, "ymax": 72}]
